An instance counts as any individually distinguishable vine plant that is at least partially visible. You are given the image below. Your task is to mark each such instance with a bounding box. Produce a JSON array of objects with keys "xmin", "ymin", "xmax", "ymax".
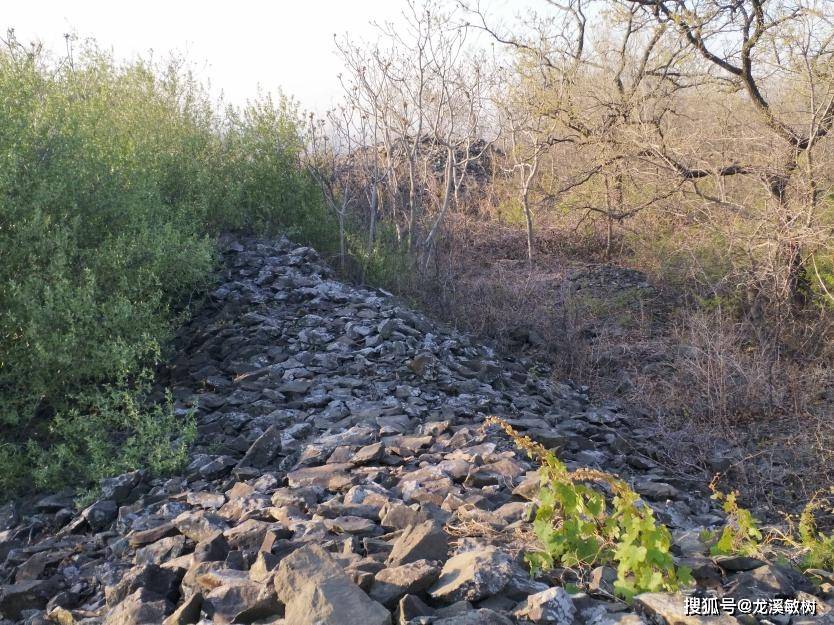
[
  {"xmin": 701, "ymin": 481, "xmax": 764, "ymax": 557},
  {"xmin": 485, "ymin": 416, "xmax": 692, "ymax": 602},
  {"xmin": 488, "ymin": 415, "xmax": 834, "ymax": 598}
]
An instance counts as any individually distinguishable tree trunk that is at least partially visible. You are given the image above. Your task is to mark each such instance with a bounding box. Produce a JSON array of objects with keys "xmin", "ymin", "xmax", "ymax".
[
  {"xmin": 521, "ymin": 155, "xmax": 540, "ymax": 271},
  {"xmin": 423, "ymin": 148, "xmax": 455, "ymax": 271},
  {"xmin": 368, "ymin": 183, "xmax": 378, "ymax": 257},
  {"xmin": 338, "ymin": 211, "xmax": 346, "ymax": 273}
]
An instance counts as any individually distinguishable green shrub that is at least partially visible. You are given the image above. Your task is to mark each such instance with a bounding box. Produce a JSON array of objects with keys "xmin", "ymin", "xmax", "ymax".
[
  {"xmin": 30, "ymin": 374, "xmax": 196, "ymax": 491},
  {"xmin": 0, "ymin": 35, "xmax": 327, "ymax": 496},
  {"xmin": 798, "ymin": 490, "xmax": 834, "ymax": 570},
  {"xmin": 701, "ymin": 487, "xmax": 763, "ymax": 557}
]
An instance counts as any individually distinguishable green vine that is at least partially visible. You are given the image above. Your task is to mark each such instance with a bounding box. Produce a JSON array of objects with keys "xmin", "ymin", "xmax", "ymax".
[
  {"xmin": 702, "ymin": 484, "xmax": 763, "ymax": 557},
  {"xmin": 797, "ymin": 489, "xmax": 834, "ymax": 570},
  {"xmin": 486, "ymin": 416, "xmax": 692, "ymax": 602}
]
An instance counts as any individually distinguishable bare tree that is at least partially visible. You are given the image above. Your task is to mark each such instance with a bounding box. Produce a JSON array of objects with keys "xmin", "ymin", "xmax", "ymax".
[
  {"xmin": 304, "ymin": 108, "xmax": 357, "ymax": 271},
  {"xmin": 495, "ymin": 68, "xmax": 550, "ymax": 269},
  {"xmin": 622, "ymin": 0, "xmax": 834, "ymax": 308},
  {"xmin": 463, "ymin": 0, "xmax": 690, "ymax": 259},
  {"xmin": 335, "ymin": 0, "xmax": 497, "ymax": 272}
]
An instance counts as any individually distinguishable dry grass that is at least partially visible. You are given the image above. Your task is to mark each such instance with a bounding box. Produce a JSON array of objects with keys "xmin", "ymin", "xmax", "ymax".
[
  {"xmin": 629, "ymin": 309, "xmax": 834, "ymax": 514},
  {"xmin": 400, "ymin": 217, "xmax": 834, "ymax": 517},
  {"xmin": 445, "ymin": 504, "xmax": 539, "ymax": 559}
]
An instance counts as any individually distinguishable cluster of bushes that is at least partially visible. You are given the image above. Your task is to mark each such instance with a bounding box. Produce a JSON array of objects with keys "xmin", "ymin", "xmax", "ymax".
[{"xmin": 0, "ymin": 37, "xmax": 334, "ymax": 496}]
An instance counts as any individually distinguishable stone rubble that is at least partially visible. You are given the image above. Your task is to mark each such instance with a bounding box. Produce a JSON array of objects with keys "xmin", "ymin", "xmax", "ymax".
[{"xmin": 0, "ymin": 236, "xmax": 831, "ymax": 625}]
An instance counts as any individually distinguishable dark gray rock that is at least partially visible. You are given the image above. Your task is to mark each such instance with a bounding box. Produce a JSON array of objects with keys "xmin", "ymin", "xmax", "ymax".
[
  {"xmin": 727, "ymin": 564, "xmax": 814, "ymax": 600},
  {"xmin": 105, "ymin": 564, "xmax": 181, "ymax": 607},
  {"xmin": 369, "ymin": 560, "xmax": 440, "ymax": 607},
  {"xmin": 429, "ymin": 547, "xmax": 514, "ymax": 603},
  {"xmin": 82, "ymin": 500, "xmax": 118, "ymax": 531},
  {"xmin": 387, "ymin": 521, "xmax": 448, "ymax": 566},
  {"xmin": 235, "ymin": 424, "xmax": 282, "ymax": 470},
  {"xmin": 103, "ymin": 588, "xmax": 173, "ymax": 625},
  {"xmin": 430, "ymin": 609, "xmax": 514, "ymax": 625},
  {"xmin": 273, "ymin": 544, "xmax": 390, "ymax": 625},
  {"xmin": 634, "ymin": 593, "xmax": 737, "ymax": 625},
  {"xmin": 100, "ymin": 471, "xmax": 144, "ymax": 504},
  {"xmin": 0, "ymin": 579, "xmax": 58, "ymax": 620}
]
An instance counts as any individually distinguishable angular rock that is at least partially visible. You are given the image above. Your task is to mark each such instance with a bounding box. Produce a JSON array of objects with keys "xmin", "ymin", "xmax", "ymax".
[
  {"xmin": 236, "ymin": 425, "xmax": 282, "ymax": 469},
  {"xmin": 429, "ymin": 547, "xmax": 514, "ymax": 603},
  {"xmin": 286, "ymin": 463, "xmax": 355, "ymax": 490},
  {"xmin": 128, "ymin": 522, "xmax": 179, "ymax": 548},
  {"xmin": 387, "ymin": 521, "xmax": 448, "ymax": 566},
  {"xmin": 223, "ymin": 519, "xmax": 281, "ymax": 552},
  {"xmin": 82, "ymin": 499, "xmax": 118, "ymax": 531},
  {"xmin": 173, "ymin": 510, "xmax": 228, "ymax": 543},
  {"xmin": 193, "ymin": 531, "xmax": 230, "ymax": 563},
  {"xmin": 250, "ymin": 551, "xmax": 280, "ymax": 583},
  {"xmin": 633, "ymin": 481, "xmax": 680, "ymax": 501},
  {"xmin": 203, "ymin": 581, "xmax": 281, "ymax": 624},
  {"xmin": 353, "ymin": 442, "xmax": 384, "ymax": 465},
  {"xmin": 162, "ymin": 592, "xmax": 203, "ymax": 625},
  {"xmin": 273, "ymin": 544, "xmax": 390, "ymax": 625},
  {"xmin": 105, "ymin": 564, "xmax": 181, "ymax": 607},
  {"xmin": 134, "ymin": 535, "xmax": 187, "ymax": 565},
  {"xmin": 100, "ymin": 471, "xmax": 144, "ymax": 504},
  {"xmin": 714, "ymin": 555, "xmax": 766, "ymax": 572},
  {"xmin": 588, "ymin": 566, "xmax": 617, "ymax": 597},
  {"xmin": 431, "ymin": 609, "xmax": 514, "ymax": 625},
  {"xmin": 0, "ymin": 578, "xmax": 58, "ymax": 620},
  {"xmin": 380, "ymin": 503, "xmax": 429, "ymax": 530},
  {"xmin": 369, "ymin": 560, "xmax": 440, "ymax": 607},
  {"xmin": 396, "ymin": 594, "xmax": 435, "ymax": 624},
  {"xmin": 635, "ymin": 593, "xmax": 738, "ymax": 625},
  {"xmin": 513, "ymin": 586, "xmax": 576, "ymax": 624},
  {"xmin": 727, "ymin": 564, "xmax": 814, "ymax": 600},
  {"xmin": 103, "ymin": 588, "xmax": 173, "ymax": 625}
]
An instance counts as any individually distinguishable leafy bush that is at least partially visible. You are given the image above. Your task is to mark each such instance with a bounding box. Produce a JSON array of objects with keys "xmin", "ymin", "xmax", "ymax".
[
  {"xmin": 702, "ymin": 486, "xmax": 763, "ymax": 557},
  {"xmin": 30, "ymin": 373, "xmax": 196, "ymax": 491},
  {"xmin": 486, "ymin": 416, "xmax": 692, "ymax": 602},
  {"xmin": 798, "ymin": 490, "xmax": 834, "ymax": 570},
  {"xmin": 0, "ymin": 35, "xmax": 328, "ymax": 495},
  {"xmin": 702, "ymin": 485, "xmax": 834, "ymax": 571},
  {"xmin": 488, "ymin": 415, "xmax": 834, "ymax": 593}
]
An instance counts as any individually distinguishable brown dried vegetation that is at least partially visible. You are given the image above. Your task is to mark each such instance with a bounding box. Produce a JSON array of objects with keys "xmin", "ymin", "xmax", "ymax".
[{"xmin": 307, "ymin": 0, "xmax": 834, "ymax": 514}]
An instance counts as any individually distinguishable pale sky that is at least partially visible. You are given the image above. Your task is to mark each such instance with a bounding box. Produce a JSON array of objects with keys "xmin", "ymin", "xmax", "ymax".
[{"xmin": 4, "ymin": 0, "xmax": 528, "ymax": 112}]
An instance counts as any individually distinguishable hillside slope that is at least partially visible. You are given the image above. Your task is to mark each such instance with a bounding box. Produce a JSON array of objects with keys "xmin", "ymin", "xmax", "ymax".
[{"xmin": 0, "ymin": 237, "xmax": 827, "ymax": 625}]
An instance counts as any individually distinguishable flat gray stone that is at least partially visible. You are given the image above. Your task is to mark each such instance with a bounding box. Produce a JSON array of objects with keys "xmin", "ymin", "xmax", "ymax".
[
  {"xmin": 429, "ymin": 547, "xmax": 514, "ymax": 603},
  {"xmin": 273, "ymin": 544, "xmax": 390, "ymax": 625}
]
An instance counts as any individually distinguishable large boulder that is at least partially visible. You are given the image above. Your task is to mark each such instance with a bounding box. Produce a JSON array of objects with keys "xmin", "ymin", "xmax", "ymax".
[
  {"xmin": 103, "ymin": 588, "xmax": 173, "ymax": 625},
  {"xmin": 273, "ymin": 544, "xmax": 390, "ymax": 625},
  {"xmin": 635, "ymin": 593, "xmax": 739, "ymax": 625},
  {"xmin": 386, "ymin": 521, "xmax": 448, "ymax": 566},
  {"xmin": 429, "ymin": 547, "xmax": 514, "ymax": 603}
]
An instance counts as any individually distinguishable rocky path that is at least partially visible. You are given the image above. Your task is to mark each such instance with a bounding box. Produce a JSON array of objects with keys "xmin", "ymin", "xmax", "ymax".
[{"xmin": 0, "ymin": 237, "xmax": 830, "ymax": 624}]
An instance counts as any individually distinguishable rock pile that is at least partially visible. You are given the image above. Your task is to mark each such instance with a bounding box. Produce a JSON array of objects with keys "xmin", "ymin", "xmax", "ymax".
[{"xmin": 1, "ymin": 237, "xmax": 831, "ymax": 624}]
